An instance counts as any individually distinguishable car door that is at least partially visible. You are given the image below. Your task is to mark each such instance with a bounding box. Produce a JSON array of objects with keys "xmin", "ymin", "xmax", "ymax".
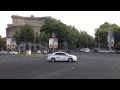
[
  {"xmin": 60, "ymin": 53, "xmax": 69, "ymax": 61},
  {"xmin": 54, "ymin": 53, "xmax": 61, "ymax": 61}
]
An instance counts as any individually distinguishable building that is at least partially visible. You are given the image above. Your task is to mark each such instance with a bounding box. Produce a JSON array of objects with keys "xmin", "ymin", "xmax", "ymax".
[{"xmin": 6, "ymin": 15, "xmax": 50, "ymax": 52}]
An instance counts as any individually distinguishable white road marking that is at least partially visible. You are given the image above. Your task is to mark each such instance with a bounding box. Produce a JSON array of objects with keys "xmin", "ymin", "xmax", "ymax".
[
  {"xmin": 112, "ymin": 67, "xmax": 114, "ymax": 69},
  {"xmin": 72, "ymin": 68, "xmax": 75, "ymax": 69}
]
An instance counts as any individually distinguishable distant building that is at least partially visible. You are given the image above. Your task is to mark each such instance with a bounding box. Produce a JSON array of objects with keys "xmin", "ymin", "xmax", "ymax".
[
  {"xmin": 6, "ymin": 15, "xmax": 49, "ymax": 37},
  {"xmin": 6, "ymin": 15, "xmax": 50, "ymax": 52}
]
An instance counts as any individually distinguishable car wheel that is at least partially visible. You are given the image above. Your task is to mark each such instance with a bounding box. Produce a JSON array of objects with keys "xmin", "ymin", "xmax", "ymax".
[
  {"xmin": 68, "ymin": 58, "xmax": 73, "ymax": 62},
  {"xmin": 51, "ymin": 58, "xmax": 55, "ymax": 62}
]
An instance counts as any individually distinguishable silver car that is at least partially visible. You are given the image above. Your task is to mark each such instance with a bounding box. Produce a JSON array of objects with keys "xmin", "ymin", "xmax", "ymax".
[{"xmin": 47, "ymin": 52, "xmax": 77, "ymax": 62}]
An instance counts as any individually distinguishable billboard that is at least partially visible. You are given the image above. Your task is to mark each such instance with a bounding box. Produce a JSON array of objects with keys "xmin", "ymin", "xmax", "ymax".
[
  {"xmin": 110, "ymin": 33, "xmax": 114, "ymax": 47},
  {"xmin": 49, "ymin": 38, "xmax": 53, "ymax": 48},
  {"xmin": 49, "ymin": 38, "xmax": 58, "ymax": 48},
  {"xmin": 107, "ymin": 31, "xmax": 114, "ymax": 47},
  {"xmin": 11, "ymin": 38, "xmax": 17, "ymax": 48},
  {"xmin": 6, "ymin": 38, "xmax": 17, "ymax": 49},
  {"xmin": 53, "ymin": 38, "xmax": 58, "ymax": 48},
  {"xmin": 6, "ymin": 38, "xmax": 12, "ymax": 49}
]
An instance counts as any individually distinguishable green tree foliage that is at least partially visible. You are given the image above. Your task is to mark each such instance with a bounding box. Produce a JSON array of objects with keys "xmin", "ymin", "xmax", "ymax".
[
  {"xmin": 115, "ymin": 42, "xmax": 120, "ymax": 50},
  {"xmin": 13, "ymin": 29, "xmax": 21, "ymax": 45},
  {"xmin": 20, "ymin": 24, "xmax": 35, "ymax": 43},
  {"xmin": 40, "ymin": 17, "xmax": 95, "ymax": 49},
  {"xmin": 95, "ymin": 22, "xmax": 120, "ymax": 49},
  {"xmin": 13, "ymin": 24, "xmax": 35, "ymax": 51},
  {"xmin": 39, "ymin": 32, "xmax": 50, "ymax": 49},
  {"xmin": 0, "ymin": 37, "xmax": 6, "ymax": 50}
]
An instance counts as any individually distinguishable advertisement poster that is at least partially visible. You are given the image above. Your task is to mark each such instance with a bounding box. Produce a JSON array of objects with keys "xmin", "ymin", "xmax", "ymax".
[
  {"xmin": 110, "ymin": 33, "xmax": 114, "ymax": 47},
  {"xmin": 11, "ymin": 38, "xmax": 16, "ymax": 48},
  {"xmin": 54, "ymin": 38, "xmax": 58, "ymax": 48},
  {"xmin": 107, "ymin": 32, "xmax": 114, "ymax": 47},
  {"xmin": 6, "ymin": 38, "xmax": 12, "ymax": 49},
  {"xmin": 49, "ymin": 38, "xmax": 53, "ymax": 48}
]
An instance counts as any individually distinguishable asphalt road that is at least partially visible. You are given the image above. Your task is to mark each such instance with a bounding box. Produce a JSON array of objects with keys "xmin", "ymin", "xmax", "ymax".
[{"xmin": 0, "ymin": 52, "xmax": 120, "ymax": 79}]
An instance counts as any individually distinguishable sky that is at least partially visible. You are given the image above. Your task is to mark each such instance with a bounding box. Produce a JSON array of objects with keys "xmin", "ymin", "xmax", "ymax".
[{"xmin": 1, "ymin": 11, "xmax": 120, "ymax": 38}]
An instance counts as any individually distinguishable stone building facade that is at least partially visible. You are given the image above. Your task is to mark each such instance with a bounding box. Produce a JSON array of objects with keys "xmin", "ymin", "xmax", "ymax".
[{"xmin": 6, "ymin": 15, "xmax": 49, "ymax": 52}]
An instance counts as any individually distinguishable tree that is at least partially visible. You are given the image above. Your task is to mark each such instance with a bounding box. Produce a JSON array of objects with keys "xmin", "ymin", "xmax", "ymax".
[
  {"xmin": 40, "ymin": 17, "xmax": 95, "ymax": 50},
  {"xmin": 95, "ymin": 22, "xmax": 120, "ymax": 49},
  {"xmin": 20, "ymin": 24, "xmax": 35, "ymax": 50},
  {"xmin": 39, "ymin": 32, "xmax": 50, "ymax": 50},
  {"xmin": 13, "ymin": 29, "xmax": 21, "ymax": 53},
  {"xmin": 0, "ymin": 37, "xmax": 6, "ymax": 50},
  {"xmin": 115, "ymin": 42, "xmax": 120, "ymax": 50}
]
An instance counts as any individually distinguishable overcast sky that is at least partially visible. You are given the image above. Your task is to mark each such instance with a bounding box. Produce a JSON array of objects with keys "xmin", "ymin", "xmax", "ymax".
[{"xmin": 1, "ymin": 11, "xmax": 120, "ymax": 38}]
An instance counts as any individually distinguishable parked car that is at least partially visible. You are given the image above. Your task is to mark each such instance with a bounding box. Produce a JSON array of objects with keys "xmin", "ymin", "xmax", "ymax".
[
  {"xmin": 42, "ymin": 50, "xmax": 48, "ymax": 54},
  {"xmin": 116, "ymin": 50, "xmax": 120, "ymax": 54},
  {"xmin": 79, "ymin": 48, "xmax": 84, "ymax": 52},
  {"xmin": 37, "ymin": 50, "xmax": 42, "ymax": 54},
  {"xmin": 83, "ymin": 48, "xmax": 90, "ymax": 53},
  {"xmin": 47, "ymin": 51, "xmax": 77, "ymax": 62},
  {"xmin": 9, "ymin": 51, "xmax": 18, "ymax": 54}
]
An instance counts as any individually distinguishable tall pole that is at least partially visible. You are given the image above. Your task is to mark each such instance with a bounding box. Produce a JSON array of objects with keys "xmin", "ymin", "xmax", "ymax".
[
  {"xmin": 52, "ymin": 32, "xmax": 55, "ymax": 52},
  {"xmin": 109, "ymin": 30, "xmax": 111, "ymax": 51}
]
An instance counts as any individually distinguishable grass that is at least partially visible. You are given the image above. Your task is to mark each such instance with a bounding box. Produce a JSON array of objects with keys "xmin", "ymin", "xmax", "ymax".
[{"xmin": 10, "ymin": 54, "xmax": 47, "ymax": 57}]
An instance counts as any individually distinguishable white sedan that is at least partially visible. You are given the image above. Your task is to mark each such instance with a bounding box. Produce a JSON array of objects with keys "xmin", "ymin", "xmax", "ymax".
[
  {"xmin": 9, "ymin": 51, "xmax": 18, "ymax": 54},
  {"xmin": 47, "ymin": 52, "xmax": 77, "ymax": 62}
]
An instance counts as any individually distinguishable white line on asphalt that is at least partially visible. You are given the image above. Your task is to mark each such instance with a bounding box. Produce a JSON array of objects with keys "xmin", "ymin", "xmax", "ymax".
[
  {"xmin": 72, "ymin": 68, "xmax": 75, "ymax": 69},
  {"xmin": 112, "ymin": 67, "xmax": 114, "ymax": 69}
]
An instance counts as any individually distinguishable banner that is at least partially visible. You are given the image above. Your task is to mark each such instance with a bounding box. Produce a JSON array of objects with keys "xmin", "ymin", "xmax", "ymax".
[
  {"xmin": 6, "ymin": 38, "xmax": 12, "ymax": 49},
  {"xmin": 54, "ymin": 38, "xmax": 58, "ymax": 48},
  {"xmin": 107, "ymin": 31, "xmax": 114, "ymax": 47},
  {"xmin": 49, "ymin": 38, "xmax": 53, "ymax": 48},
  {"xmin": 110, "ymin": 33, "xmax": 114, "ymax": 47},
  {"xmin": 11, "ymin": 38, "xmax": 17, "ymax": 48}
]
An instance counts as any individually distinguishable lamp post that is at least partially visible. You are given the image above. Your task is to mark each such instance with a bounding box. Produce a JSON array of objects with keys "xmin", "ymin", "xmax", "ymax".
[{"xmin": 52, "ymin": 32, "xmax": 55, "ymax": 52}]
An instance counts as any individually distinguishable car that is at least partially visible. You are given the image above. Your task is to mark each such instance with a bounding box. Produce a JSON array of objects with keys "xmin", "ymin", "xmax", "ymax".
[
  {"xmin": 83, "ymin": 48, "xmax": 90, "ymax": 53},
  {"xmin": 79, "ymin": 48, "xmax": 84, "ymax": 52},
  {"xmin": 9, "ymin": 51, "xmax": 18, "ymax": 54},
  {"xmin": 116, "ymin": 50, "xmax": 120, "ymax": 54},
  {"xmin": 37, "ymin": 50, "xmax": 42, "ymax": 54},
  {"xmin": 47, "ymin": 52, "xmax": 77, "ymax": 62},
  {"xmin": 42, "ymin": 50, "xmax": 48, "ymax": 54}
]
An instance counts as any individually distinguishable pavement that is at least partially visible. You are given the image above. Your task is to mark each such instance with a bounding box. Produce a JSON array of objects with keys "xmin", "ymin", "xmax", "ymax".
[{"xmin": 0, "ymin": 52, "xmax": 120, "ymax": 79}]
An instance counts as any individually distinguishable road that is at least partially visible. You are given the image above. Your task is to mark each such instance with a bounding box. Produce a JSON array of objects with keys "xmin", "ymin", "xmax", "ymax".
[{"xmin": 0, "ymin": 52, "xmax": 120, "ymax": 79}]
